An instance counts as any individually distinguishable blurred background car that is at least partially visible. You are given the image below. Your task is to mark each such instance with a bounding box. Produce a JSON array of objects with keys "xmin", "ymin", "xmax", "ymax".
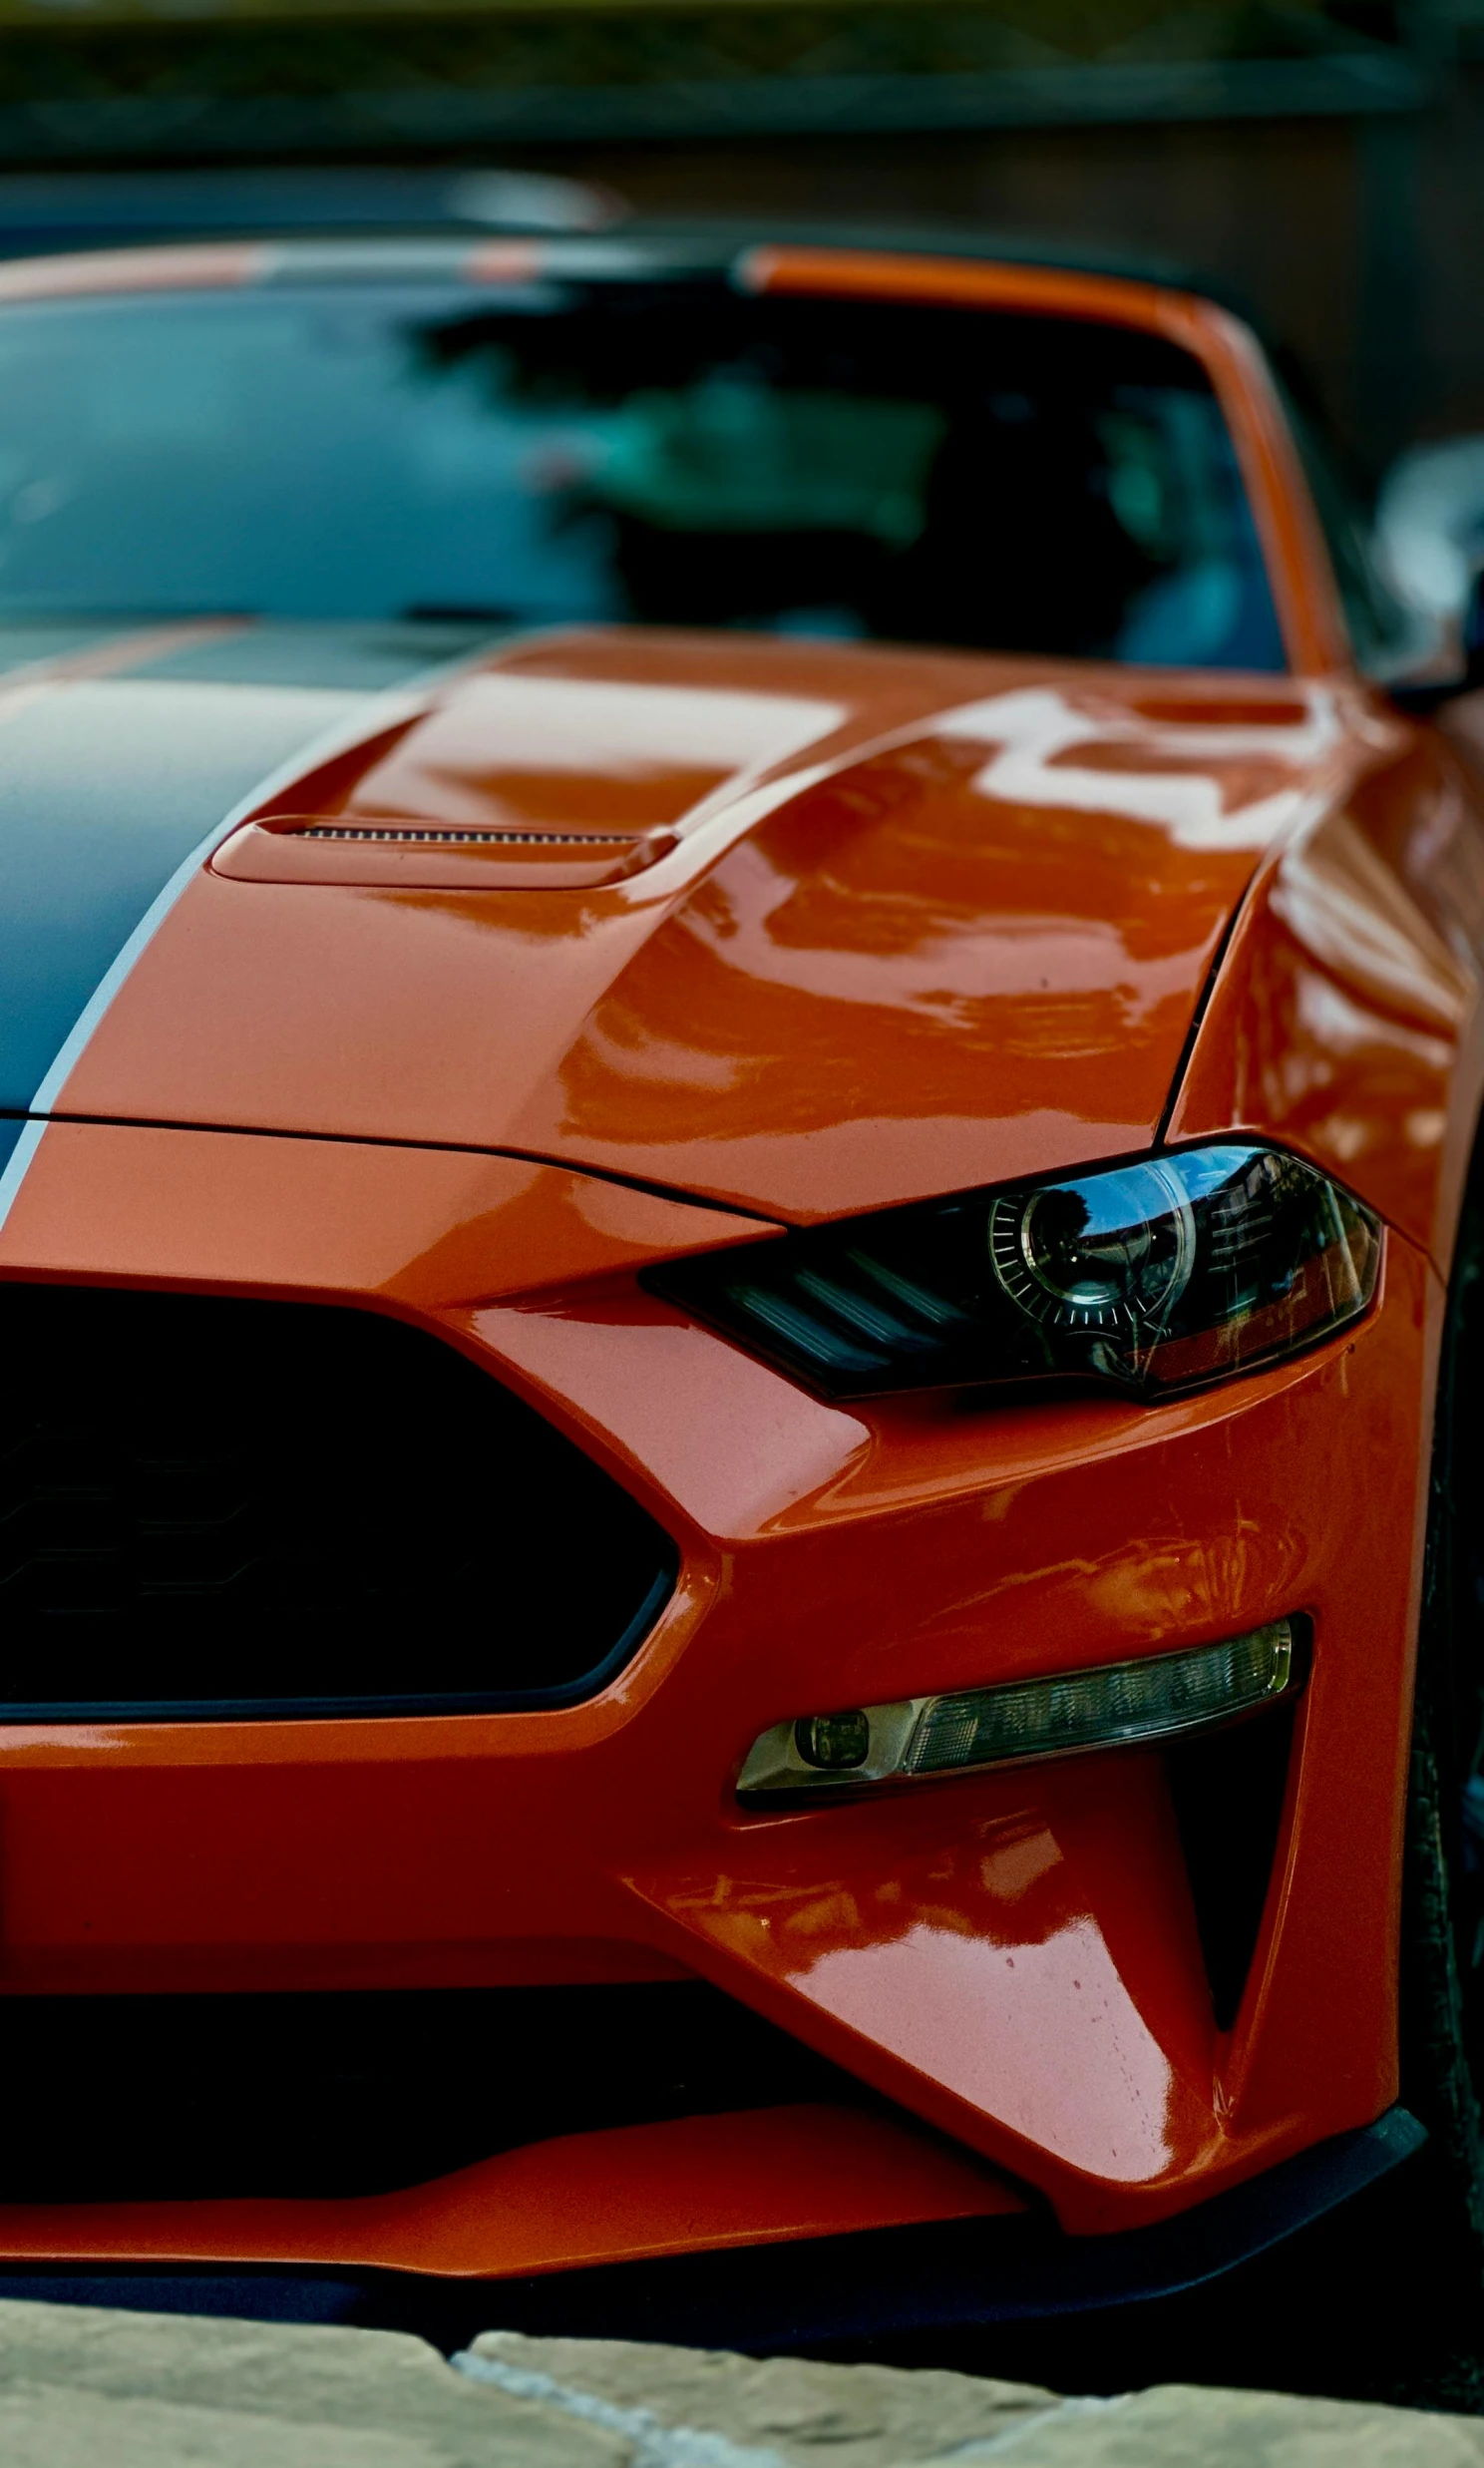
[{"xmin": 1376, "ymin": 432, "xmax": 1484, "ymax": 623}]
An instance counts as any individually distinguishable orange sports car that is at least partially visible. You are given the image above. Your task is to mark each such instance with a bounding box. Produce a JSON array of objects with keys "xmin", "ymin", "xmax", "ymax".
[{"xmin": 0, "ymin": 226, "xmax": 1476, "ymax": 2341}]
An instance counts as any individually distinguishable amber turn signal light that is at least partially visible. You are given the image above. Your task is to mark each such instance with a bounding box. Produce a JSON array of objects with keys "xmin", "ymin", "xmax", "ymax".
[{"xmin": 737, "ymin": 1620, "xmax": 1301, "ymax": 1801}]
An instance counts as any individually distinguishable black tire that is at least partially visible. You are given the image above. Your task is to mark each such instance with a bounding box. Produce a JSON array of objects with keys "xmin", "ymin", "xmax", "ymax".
[{"xmin": 1401, "ymin": 1142, "xmax": 1484, "ymax": 2272}]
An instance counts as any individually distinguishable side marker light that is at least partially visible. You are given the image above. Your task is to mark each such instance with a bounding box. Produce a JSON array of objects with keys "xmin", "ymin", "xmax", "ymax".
[{"xmin": 737, "ymin": 1620, "xmax": 1300, "ymax": 1801}]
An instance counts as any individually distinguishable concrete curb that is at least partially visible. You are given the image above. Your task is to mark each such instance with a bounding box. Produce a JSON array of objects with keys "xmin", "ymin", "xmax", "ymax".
[
  {"xmin": 462, "ymin": 2333, "xmax": 1484, "ymax": 2467},
  {"xmin": 0, "ymin": 2299, "xmax": 1482, "ymax": 2464}
]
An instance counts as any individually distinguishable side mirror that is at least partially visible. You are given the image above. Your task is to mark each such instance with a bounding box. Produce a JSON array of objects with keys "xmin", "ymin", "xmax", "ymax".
[{"xmin": 1374, "ymin": 434, "xmax": 1484, "ymax": 707}]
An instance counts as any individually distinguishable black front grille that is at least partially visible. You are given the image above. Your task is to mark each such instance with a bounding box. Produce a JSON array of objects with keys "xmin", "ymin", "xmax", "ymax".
[
  {"xmin": 0, "ymin": 1983, "xmax": 853, "ymax": 2202},
  {"xmin": 0, "ymin": 1283, "xmax": 674, "ymax": 1719}
]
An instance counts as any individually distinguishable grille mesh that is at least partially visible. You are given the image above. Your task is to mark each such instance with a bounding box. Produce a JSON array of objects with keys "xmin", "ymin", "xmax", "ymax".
[{"xmin": 0, "ymin": 1284, "xmax": 674, "ymax": 1720}]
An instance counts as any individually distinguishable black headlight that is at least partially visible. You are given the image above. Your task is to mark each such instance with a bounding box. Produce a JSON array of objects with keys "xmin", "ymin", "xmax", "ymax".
[{"xmin": 644, "ymin": 1144, "xmax": 1382, "ymax": 1402}]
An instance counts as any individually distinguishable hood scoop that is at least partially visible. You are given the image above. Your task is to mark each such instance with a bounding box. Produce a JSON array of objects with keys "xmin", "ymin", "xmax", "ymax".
[
  {"xmin": 210, "ymin": 811, "xmax": 681, "ymax": 890},
  {"xmin": 207, "ymin": 658, "xmax": 849, "ymax": 895}
]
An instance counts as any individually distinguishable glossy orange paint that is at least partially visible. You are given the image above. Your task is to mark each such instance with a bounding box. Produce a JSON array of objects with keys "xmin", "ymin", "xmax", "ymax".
[
  {"xmin": 0, "ymin": 2107, "xmax": 1020, "ymax": 2279},
  {"xmin": 0, "ymin": 1119, "xmax": 770, "ymax": 1309},
  {"xmin": 0, "ymin": 236, "xmax": 567, "ymax": 310},
  {"xmin": 0, "ymin": 1108, "xmax": 1436, "ymax": 2257},
  {"xmin": 55, "ymin": 643, "xmax": 1376, "ymax": 1223},
  {"xmin": 1170, "ymin": 696, "xmax": 1484, "ymax": 1272},
  {"xmin": 0, "ymin": 240, "xmax": 1478, "ymax": 2287}
]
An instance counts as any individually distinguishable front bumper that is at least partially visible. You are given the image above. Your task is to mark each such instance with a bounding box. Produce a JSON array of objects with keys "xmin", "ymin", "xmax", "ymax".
[{"xmin": 0, "ymin": 1116, "xmax": 1437, "ymax": 2274}]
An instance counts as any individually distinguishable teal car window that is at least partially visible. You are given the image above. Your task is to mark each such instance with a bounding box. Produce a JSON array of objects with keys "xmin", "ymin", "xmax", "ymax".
[{"xmin": 0, "ymin": 276, "xmax": 1286, "ymax": 669}]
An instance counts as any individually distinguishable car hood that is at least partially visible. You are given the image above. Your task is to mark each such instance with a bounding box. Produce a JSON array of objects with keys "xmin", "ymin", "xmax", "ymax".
[{"xmin": 7, "ymin": 620, "xmax": 1355, "ymax": 1224}]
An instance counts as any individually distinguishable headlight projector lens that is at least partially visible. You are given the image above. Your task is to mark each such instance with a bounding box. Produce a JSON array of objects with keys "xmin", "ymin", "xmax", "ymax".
[
  {"xmin": 989, "ymin": 1161, "xmax": 1196, "ymax": 1334},
  {"xmin": 647, "ymin": 1143, "xmax": 1381, "ymax": 1402}
]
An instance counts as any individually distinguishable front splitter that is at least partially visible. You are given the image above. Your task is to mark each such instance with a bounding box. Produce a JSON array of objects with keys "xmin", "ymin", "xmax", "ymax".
[{"xmin": 0, "ymin": 2109, "xmax": 1423, "ymax": 2348}]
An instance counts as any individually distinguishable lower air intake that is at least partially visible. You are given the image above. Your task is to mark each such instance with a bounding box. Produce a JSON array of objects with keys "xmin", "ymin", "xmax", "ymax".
[
  {"xmin": 0, "ymin": 1284, "xmax": 674, "ymax": 1720},
  {"xmin": 0, "ymin": 1982, "xmax": 850, "ymax": 2202}
]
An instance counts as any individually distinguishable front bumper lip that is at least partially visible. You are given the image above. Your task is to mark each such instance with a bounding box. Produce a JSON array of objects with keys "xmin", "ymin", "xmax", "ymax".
[
  {"xmin": 0, "ymin": 2109, "xmax": 1422, "ymax": 2331},
  {"xmin": 0, "ymin": 2103, "xmax": 1024, "ymax": 2282},
  {"xmin": 460, "ymin": 2106, "xmax": 1424, "ymax": 2343}
]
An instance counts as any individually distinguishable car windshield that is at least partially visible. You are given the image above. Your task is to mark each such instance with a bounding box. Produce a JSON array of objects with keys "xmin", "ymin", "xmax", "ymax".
[{"xmin": 0, "ymin": 272, "xmax": 1286, "ymax": 670}]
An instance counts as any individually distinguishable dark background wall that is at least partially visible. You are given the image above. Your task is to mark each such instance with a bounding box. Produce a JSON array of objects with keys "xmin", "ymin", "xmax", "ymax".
[{"xmin": 563, "ymin": 114, "xmax": 1407, "ymax": 469}]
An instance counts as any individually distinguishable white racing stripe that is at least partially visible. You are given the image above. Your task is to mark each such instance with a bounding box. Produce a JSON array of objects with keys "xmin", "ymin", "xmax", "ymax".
[
  {"xmin": 24, "ymin": 682, "xmax": 430, "ymax": 1125},
  {"xmin": 0, "ymin": 632, "xmax": 498, "ymax": 1242}
]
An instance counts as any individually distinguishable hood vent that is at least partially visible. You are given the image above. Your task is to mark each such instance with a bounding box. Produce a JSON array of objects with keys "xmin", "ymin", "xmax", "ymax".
[
  {"xmin": 297, "ymin": 824, "xmax": 621, "ymax": 844},
  {"xmin": 210, "ymin": 810, "xmax": 680, "ymax": 890}
]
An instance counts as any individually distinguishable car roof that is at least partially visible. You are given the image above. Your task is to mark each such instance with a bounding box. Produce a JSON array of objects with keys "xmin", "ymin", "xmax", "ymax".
[
  {"xmin": 0, "ymin": 165, "xmax": 1253, "ymax": 324},
  {"xmin": 0, "ymin": 219, "xmax": 1259, "ymax": 340}
]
